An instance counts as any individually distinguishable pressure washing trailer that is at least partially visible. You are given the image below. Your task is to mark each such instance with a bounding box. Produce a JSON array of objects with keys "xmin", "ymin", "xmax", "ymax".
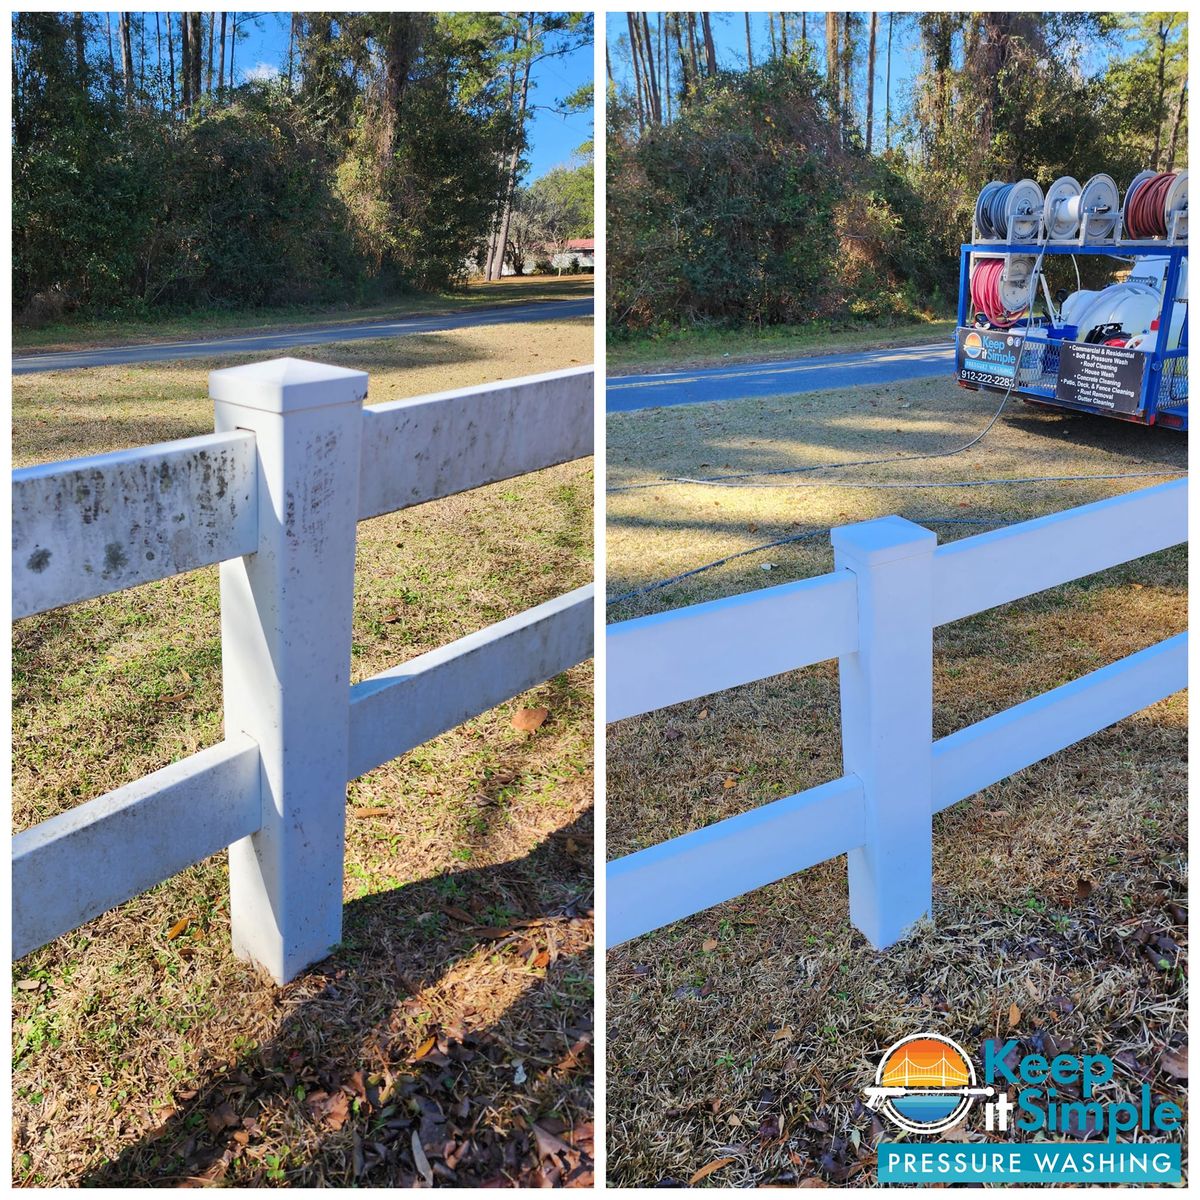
[{"xmin": 956, "ymin": 171, "xmax": 1188, "ymax": 429}]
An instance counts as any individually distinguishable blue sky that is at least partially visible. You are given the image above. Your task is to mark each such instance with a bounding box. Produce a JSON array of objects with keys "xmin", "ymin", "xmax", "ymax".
[
  {"xmin": 607, "ymin": 12, "xmax": 1132, "ymax": 149},
  {"xmin": 232, "ymin": 12, "xmax": 593, "ymax": 181}
]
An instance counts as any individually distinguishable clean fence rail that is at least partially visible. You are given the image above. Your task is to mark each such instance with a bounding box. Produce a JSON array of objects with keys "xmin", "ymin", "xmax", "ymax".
[
  {"xmin": 13, "ymin": 358, "xmax": 594, "ymax": 983},
  {"xmin": 606, "ymin": 478, "xmax": 1187, "ymax": 949}
]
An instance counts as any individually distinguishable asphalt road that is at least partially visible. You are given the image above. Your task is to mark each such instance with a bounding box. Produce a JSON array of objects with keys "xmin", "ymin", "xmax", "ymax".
[
  {"xmin": 607, "ymin": 341, "xmax": 955, "ymax": 412},
  {"xmin": 13, "ymin": 297, "xmax": 595, "ymax": 375}
]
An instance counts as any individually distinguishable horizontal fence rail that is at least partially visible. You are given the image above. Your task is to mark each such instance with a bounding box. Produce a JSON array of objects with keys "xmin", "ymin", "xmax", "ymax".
[
  {"xmin": 607, "ymin": 480, "xmax": 1187, "ymax": 950},
  {"xmin": 13, "ymin": 358, "xmax": 595, "ymax": 982},
  {"xmin": 349, "ymin": 584, "xmax": 594, "ymax": 779},
  {"xmin": 12, "ymin": 735, "xmax": 261, "ymax": 959},
  {"xmin": 608, "ymin": 776, "xmax": 865, "ymax": 946},
  {"xmin": 12, "ymin": 431, "xmax": 258, "ymax": 618},
  {"xmin": 607, "ymin": 572, "xmax": 858, "ymax": 722},
  {"xmin": 932, "ymin": 477, "xmax": 1188, "ymax": 625},
  {"xmin": 932, "ymin": 633, "xmax": 1187, "ymax": 813},
  {"xmin": 359, "ymin": 368, "xmax": 594, "ymax": 520}
]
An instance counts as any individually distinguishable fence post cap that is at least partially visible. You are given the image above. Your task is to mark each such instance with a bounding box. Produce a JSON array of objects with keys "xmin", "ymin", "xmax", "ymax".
[
  {"xmin": 210, "ymin": 357, "xmax": 369, "ymax": 415},
  {"xmin": 831, "ymin": 515, "xmax": 936, "ymax": 566}
]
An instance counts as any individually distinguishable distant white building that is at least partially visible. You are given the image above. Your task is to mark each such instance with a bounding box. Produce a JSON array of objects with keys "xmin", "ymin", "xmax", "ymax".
[
  {"xmin": 468, "ymin": 237, "xmax": 595, "ymax": 278},
  {"xmin": 549, "ymin": 238, "xmax": 595, "ymax": 271}
]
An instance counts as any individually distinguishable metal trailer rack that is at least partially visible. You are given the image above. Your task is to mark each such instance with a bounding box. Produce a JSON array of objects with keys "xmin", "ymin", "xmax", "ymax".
[{"xmin": 954, "ymin": 241, "xmax": 1188, "ymax": 430}]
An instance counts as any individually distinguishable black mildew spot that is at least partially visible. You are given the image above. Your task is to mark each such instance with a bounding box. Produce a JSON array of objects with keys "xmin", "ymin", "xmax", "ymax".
[
  {"xmin": 103, "ymin": 542, "xmax": 129, "ymax": 574},
  {"xmin": 27, "ymin": 547, "xmax": 51, "ymax": 573}
]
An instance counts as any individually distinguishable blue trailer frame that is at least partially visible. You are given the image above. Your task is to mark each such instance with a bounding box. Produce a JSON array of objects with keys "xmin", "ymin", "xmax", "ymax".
[{"xmin": 955, "ymin": 241, "xmax": 1188, "ymax": 430}]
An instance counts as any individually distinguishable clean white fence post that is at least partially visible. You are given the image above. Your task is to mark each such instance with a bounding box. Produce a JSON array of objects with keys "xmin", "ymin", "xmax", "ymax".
[
  {"xmin": 211, "ymin": 358, "xmax": 368, "ymax": 984},
  {"xmin": 832, "ymin": 516, "xmax": 937, "ymax": 948}
]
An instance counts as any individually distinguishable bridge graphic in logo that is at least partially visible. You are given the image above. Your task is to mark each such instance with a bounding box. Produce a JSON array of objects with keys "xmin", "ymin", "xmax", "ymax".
[{"xmin": 865, "ymin": 1033, "xmax": 994, "ymax": 1134}]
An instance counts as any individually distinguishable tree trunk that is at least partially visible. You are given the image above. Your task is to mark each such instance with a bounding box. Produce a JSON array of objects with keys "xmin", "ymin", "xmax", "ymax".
[
  {"xmin": 626, "ymin": 13, "xmax": 646, "ymax": 132},
  {"xmin": 768, "ymin": 14, "xmax": 776, "ymax": 61},
  {"xmin": 685, "ymin": 12, "xmax": 700, "ymax": 85},
  {"xmin": 663, "ymin": 15, "xmax": 671, "ymax": 120},
  {"xmin": 180, "ymin": 12, "xmax": 190, "ymax": 110},
  {"xmin": 107, "ymin": 12, "xmax": 115, "ymax": 85},
  {"xmin": 642, "ymin": 13, "xmax": 661, "ymax": 122},
  {"xmin": 1151, "ymin": 18, "xmax": 1169, "ymax": 169},
  {"xmin": 745, "ymin": 13, "xmax": 753, "ymax": 69},
  {"xmin": 885, "ymin": 13, "xmax": 893, "ymax": 150},
  {"xmin": 825, "ymin": 12, "xmax": 838, "ymax": 89},
  {"xmin": 228, "ymin": 11, "xmax": 235, "ymax": 89},
  {"xmin": 801, "ymin": 12, "xmax": 807, "ymax": 53},
  {"xmin": 73, "ymin": 12, "xmax": 88, "ymax": 87},
  {"xmin": 1165, "ymin": 78, "xmax": 1187, "ymax": 170},
  {"xmin": 154, "ymin": 12, "xmax": 162, "ymax": 106},
  {"xmin": 671, "ymin": 14, "xmax": 692, "ymax": 103},
  {"xmin": 218, "ymin": 10, "xmax": 226, "ymax": 94},
  {"xmin": 865, "ymin": 12, "xmax": 877, "ymax": 153},
  {"xmin": 488, "ymin": 15, "xmax": 534, "ymax": 281},
  {"xmin": 206, "ymin": 12, "xmax": 215, "ymax": 96},
  {"xmin": 188, "ymin": 12, "xmax": 202, "ymax": 110},
  {"xmin": 119, "ymin": 12, "xmax": 134, "ymax": 109},
  {"xmin": 841, "ymin": 14, "xmax": 854, "ymax": 132},
  {"xmin": 700, "ymin": 13, "xmax": 717, "ymax": 75},
  {"xmin": 166, "ymin": 12, "xmax": 176, "ymax": 111},
  {"xmin": 781, "ymin": 13, "xmax": 788, "ymax": 57}
]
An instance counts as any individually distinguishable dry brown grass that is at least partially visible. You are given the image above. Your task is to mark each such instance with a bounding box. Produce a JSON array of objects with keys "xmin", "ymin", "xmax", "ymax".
[
  {"xmin": 13, "ymin": 316, "xmax": 595, "ymax": 1186},
  {"xmin": 605, "ymin": 380, "xmax": 1187, "ymax": 1186}
]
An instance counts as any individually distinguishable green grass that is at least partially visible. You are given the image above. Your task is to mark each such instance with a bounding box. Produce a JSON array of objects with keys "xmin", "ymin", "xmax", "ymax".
[
  {"xmin": 12, "ymin": 316, "xmax": 596, "ymax": 1186},
  {"xmin": 605, "ymin": 379, "xmax": 1186, "ymax": 1186},
  {"xmin": 607, "ymin": 313, "xmax": 956, "ymax": 374},
  {"xmin": 14, "ymin": 275, "xmax": 593, "ymax": 354}
]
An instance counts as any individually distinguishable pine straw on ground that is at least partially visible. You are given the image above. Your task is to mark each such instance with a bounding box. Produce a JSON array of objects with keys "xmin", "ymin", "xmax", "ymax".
[
  {"xmin": 12, "ymin": 317, "xmax": 595, "ymax": 1187},
  {"xmin": 606, "ymin": 380, "xmax": 1187, "ymax": 1187}
]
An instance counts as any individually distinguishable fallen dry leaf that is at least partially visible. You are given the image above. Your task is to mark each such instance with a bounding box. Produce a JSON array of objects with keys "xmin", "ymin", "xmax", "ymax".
[
  {"xmin": 166, "ymin": 918, "xmax": 191, "ymax": 942},
  {"xmin": 1008, "ymin": 1003, "xmax": 1021, "ymax": 1029},
  {"xmin": 702, "ymin": 938, "xmax": 718, "ymax": 953},
  {"xmin": 690, "ymin": 1157, "xmax": 735, "ymax": 1185},
  {"xmin": 512, "ymin": 706, "xmax": 549, "ymax": 733},
  {"xmin": 1161, "ymin": 1044, "xmax": 1188, "ymax": 1080},
  {"xmin": 533, "ymin": 1123, "xmax": 574, "ymax": 1159},
  {"xmin": 411, "ymin": 1130, "xmax": 433, "ymax": 1185},
  {"xmin": 350, "ymin": 807, "xmax": 390, "ymax": 819}
]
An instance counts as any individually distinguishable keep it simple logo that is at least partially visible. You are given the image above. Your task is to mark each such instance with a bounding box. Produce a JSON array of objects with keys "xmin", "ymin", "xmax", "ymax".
[
  {"xmin": 962, "ymin": 331, "xmax": 984, "ymax": 359},
  {"xmin": 864, "ymin": 1033, "xmax": 994, "ymax": 1134}
]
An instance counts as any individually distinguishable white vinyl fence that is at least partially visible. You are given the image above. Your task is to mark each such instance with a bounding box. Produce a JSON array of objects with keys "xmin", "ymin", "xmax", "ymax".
[
  {"xmin": 13, "ymin": 358, "xmax": 594, "ymax": 983},
  {"xmin": 606, "ymin": 479, "xmax": 1187, "ymax": 949}
]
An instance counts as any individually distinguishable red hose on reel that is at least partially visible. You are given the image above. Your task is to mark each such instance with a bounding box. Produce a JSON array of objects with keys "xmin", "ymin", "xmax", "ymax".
[
  {"xmin": 1124, "ymin": 172, "xmax": 1176, "ymax": 238},
  {"xmin": 970, "ymin": 257, "xmax": 1025, "ymax": 328}
]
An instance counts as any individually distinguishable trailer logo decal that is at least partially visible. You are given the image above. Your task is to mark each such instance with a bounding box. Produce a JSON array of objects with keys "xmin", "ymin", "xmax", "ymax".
[
  {"xmin": 865, "ymin": 1033, "xmax": 993, "ymax": 1134},
  {"xmin": 963, "ymin": 331, "xmax": 984, "ymax": 359}
]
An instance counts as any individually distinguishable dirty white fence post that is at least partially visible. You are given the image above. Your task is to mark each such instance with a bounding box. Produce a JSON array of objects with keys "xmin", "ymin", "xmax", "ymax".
[
  {"xmin": 212, "ymin": 358, "xmax": 368, "ymax": 984},
  {"xmin": 832, "ymin": 516, "xmax": 937, "ymax": 948}
]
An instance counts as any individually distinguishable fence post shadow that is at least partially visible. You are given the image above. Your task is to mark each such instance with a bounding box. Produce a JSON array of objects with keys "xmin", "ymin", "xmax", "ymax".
[{"xmin": 77, "ymin": 809, "xmax": 594, "ymax": 1188}]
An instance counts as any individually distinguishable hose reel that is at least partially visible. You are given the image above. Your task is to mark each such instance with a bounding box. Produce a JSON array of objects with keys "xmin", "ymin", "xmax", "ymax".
[
  {"xmin": 970, "ymin": 255, "xmax": 1035, "ymax": 327},
  {"xmin": 1078, "ymin": 174, "xmax": 1120, "ymax": 241},
  {"xmin": 1123, "ymin": 170, "xmax": 1188, "ymax": 240},
  {"xmin": 1042, "ymin": 176, "xmax": 1081, "ymax": 239},
  {"xmin": 974, "ymin": 179, "xmax": 1044, "ymax": 242}
]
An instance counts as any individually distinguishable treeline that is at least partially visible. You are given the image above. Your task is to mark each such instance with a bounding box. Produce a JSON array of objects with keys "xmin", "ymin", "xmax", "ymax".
[
  {"xmin": 13, "ymin": 11, "xmax": 592, "ymax": 322},
  {"xmin": 608, "ymin": 11, "xmax": 1187, "ymax": 335}
]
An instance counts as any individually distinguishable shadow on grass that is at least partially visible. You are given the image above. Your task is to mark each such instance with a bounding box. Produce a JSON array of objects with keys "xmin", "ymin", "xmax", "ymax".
[{"xmin": 77, "ymin": 810, "xmax": 594, "ymax": 1188}]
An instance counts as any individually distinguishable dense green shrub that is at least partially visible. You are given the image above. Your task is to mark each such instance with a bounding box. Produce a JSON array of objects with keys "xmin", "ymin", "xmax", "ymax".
[{"xmin": 607, "ymin": 60, "xmax": 951, "ymax": 334}]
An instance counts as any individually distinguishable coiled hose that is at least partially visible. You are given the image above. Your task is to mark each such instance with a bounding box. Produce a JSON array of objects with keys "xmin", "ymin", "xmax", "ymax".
[
  {"xmin": 970, "ymin": 257, "xmax": 1024, "ymax": 327},
  {"xmin": 1124, "ymin": 172, "xmax": 1177, "ymax": 238},
  {"xmin": 976, "ymin": 182, "xmax": 1016, "ymax": 239}
]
